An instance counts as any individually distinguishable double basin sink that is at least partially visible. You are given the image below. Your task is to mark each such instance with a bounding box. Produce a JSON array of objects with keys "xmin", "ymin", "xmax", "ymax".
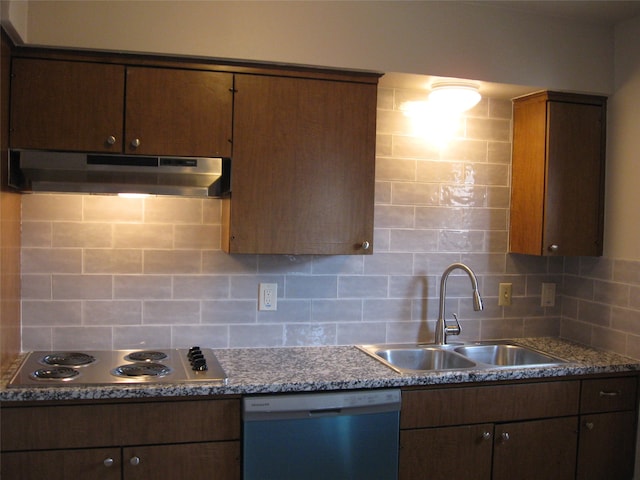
[{"xmin": 357, "ymin": 341, "xmax": 567, "ymax": 374}]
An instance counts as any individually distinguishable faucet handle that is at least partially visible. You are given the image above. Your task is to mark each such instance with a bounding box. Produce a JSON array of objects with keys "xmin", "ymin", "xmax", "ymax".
[{"xmin": 445, "ymin": 313, "xmax": 462, "ymax": 337}]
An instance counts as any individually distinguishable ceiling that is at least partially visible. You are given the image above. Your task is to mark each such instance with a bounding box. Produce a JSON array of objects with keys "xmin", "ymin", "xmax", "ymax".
[{"xmin": 380, "ymin": 1, "xmax": 640, "ymax": 98}]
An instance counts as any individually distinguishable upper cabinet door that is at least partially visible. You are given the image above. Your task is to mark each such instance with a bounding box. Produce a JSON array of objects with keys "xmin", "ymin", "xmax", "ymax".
[
  {"xmin": 228, "ymin": 74, "xmax": 377, "ymax": 255},
  {"xmin": 124, "ymin": 67, "xmax": 233, "ymax": 157},
  {"xmin": 10, "ymin": 58, "xmax": 125, "ymax": 152},
  {"xmin": 544, "ymin": 101, "xmax": 605, "ymax": 256},
  {"xmin": 509, "ymin": 91, "xmax": 606, "ymax": 256}
]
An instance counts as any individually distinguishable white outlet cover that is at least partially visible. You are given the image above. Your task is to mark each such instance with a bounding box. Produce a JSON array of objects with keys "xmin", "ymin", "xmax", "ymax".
[{"xmin": 258, "ymin": 283, "xmax": 278, "ymax": 311}]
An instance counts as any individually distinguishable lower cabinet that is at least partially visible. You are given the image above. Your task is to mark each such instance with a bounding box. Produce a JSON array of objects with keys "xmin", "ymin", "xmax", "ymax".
[
  {"xmin": 0, "ymin": 398, "xmax": 241, "ymax": 480},
  {"xmin": 400, "ymin": 417, "xmax": 579, "ymax": 480},
  {"xmin": 400, "ymin": 375, "xmax": 638, "ymax": 480},
  {"xmin": 123, "ymin": 442, "xmax": 240, "ymax": 480},
  {"xmin": 576, "ymin": 377, "xmax": 639, "ymax": 480},
  {"xmin": 492, "ymin": 417, "xmax": 578, "ymax": 480},
  {"xmin": 400, "ymin": 424, "xmax": 493, "ymax": 479},
  {"xmin": 2, "ymin": 447, "xmax": 121, "ymax": 480}
]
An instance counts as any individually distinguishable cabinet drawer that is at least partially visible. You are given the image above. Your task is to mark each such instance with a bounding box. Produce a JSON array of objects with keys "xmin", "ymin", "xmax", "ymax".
[
  {"xmin": 580, "ymin": 377, "xmax": 638, "ymax": 413},
  {"xmin": 401, "ymin": 381, "xmax": 580, "ymax": 428},
  {"xmin": 1, "ymin": 398, "xmax": 241, "ymax": 451}
]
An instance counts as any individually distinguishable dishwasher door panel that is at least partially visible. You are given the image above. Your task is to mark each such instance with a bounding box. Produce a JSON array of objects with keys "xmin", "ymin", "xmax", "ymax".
[{"xmin": 243, "ymin": 409, "xmax": 399, "ymax": 479}]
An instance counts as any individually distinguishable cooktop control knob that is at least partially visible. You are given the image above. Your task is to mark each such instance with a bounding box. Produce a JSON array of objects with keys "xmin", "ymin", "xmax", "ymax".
[
  {"xmin": 187, "ymin": 346, "xmax": 208, "ymax": 371},
  {"xmin": 192, "ymin": 358, "xmax": 208, "ymax": 371}
]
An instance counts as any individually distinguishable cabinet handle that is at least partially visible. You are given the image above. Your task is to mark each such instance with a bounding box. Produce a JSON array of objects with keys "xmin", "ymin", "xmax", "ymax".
[
  {"xmin": 548, "ymin": 244, "xmax": 559, "ymax": 252},
  {"xmin": 501, "ymin": 432, "xmax": 510, "ymax": 442},
  {"xmin": 103, "ymin": 457, "xmax": 114, "ymax": 467},
  {"xmin": 599, "ymin": 390, "xmax": 621, "ymax": 397},
  {"xmin": 482, "ymin": 431, "xmax": 491, "ymax": 440},
  {"xmin": 361, "ymin": 241, "xmax": 371, "ymax": 250},
  {"xmin": 106, "ymin": 135, "xmax": 117, "ymax": 145},
  {"xmin": 130, "ymin": 456, "xmax": 141, "ymax": 466},
  {"xmin": 585, "ymin": 422, "xmax": 595, "ymax": 430},
  {"xmin": 130, "ymin": 138, "xmax": 141, "ymax": 149}
]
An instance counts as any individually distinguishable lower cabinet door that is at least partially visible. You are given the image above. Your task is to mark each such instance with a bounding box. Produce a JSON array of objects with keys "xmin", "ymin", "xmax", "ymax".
[
  {"xmin": 1, "ymin": 447, "xmax": 121, "ymax": 480},
  {"xmin": 123, "ymin": 441, "xmax": 240, "ymax": 480},
  {"xmin": 577, "ymin": 411, "xmax": 637, "ymax": 480},
  {"xmin": 493, "ymin": 416, "xmax": 578, "ymax": 480},
  {"xmin": 399, "ymin": 424, "xmax": 493, "ymax": 480}
]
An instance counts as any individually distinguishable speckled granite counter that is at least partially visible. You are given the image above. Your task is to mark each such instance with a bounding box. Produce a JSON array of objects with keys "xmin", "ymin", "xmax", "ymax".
[{"xmin": 2, "ymin": 337, "xmax": 639, "ymax": 402}]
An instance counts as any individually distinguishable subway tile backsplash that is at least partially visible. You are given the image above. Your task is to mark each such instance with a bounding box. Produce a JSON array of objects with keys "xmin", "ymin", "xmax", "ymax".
[
  {"xmin": 20, "ymin": 86, "xmax": 640, "ymax": 358},
  {"xmin": 561, "ymin": 257, "xmax": 640, "ymax": 359}
]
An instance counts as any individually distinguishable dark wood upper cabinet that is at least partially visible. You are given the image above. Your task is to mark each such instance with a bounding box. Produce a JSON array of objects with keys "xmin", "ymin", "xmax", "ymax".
[
  {"xmin": 124, "ymin": 67, "xmax": 232, "ymax": 157},
  {"xmin": 225, "ymin": 74, "xmax": 377, "ymax": 255},
  {"xmin": 509, "ymin": 91, "xmax": 606, "ymax": 256},
  {"xmin": 10, "ymin": 58, "xmax": 233, "ymax": 157},
  {"xmin": 10, "ymin": 58, "xmax": 125, "ymax": 153}
]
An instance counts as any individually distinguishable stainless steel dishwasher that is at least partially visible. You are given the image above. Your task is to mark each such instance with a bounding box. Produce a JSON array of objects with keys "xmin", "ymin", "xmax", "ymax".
[{"xmin": 243, "ymin": 389, "xmax": 401, "ymax": 480}]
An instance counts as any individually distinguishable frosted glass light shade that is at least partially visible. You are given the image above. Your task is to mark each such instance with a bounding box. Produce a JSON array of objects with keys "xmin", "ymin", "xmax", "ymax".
[{"xmin": 428, "ymin": 83, "xmax": 481, "ymax": 113}]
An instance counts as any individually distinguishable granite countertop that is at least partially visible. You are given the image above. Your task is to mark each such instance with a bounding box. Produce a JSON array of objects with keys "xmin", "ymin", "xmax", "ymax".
[{"xmin": 2, "ymin": 337, "xmax": 639, "ymax": 402}]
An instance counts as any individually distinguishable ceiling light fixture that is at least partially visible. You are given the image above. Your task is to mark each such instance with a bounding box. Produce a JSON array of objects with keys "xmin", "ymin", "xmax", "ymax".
[{"xmin": 428, "ymin": 82, "xmax": 481, "ymax": 113}]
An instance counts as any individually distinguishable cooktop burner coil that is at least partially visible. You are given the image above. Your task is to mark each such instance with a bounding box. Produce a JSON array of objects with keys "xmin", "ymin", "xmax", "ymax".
[
  {"xmin": 111, "ymin": 362, "xmax": 173, "ymax": 378},
  {"xmin": 124, "ymin": 351, "xmax": 168, "ymax": 362},
  {"xmin": 31, "ymin": 366, "xmax": 81, "ymax": 381},
  {"xmin": 41, "ymin": 352, "xmax": 96, "ymax": 367}
]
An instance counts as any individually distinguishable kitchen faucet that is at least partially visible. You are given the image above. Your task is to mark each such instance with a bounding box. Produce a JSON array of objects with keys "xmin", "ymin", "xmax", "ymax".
[{"xmin": 435, "ymin": 263, "xmax": 484, "ymax": 345}]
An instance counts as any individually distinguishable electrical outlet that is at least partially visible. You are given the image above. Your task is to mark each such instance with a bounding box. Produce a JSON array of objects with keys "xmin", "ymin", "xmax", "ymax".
[
  {"xmin": 498, "ymin": 283, "xmax": 512, "ymax": 306},
  {"xmin": 258, "ymin": 283, "xmax": 277, "ymax": 311},
  {"xmin": 541, "ymin": 282, "xmax": 556, "ymax": 307}
]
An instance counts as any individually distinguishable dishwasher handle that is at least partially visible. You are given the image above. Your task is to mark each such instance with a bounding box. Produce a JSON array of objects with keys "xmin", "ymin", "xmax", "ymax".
[{"xmin": 308, "ymin": 408, "xmax": 342, "ymax": 417}]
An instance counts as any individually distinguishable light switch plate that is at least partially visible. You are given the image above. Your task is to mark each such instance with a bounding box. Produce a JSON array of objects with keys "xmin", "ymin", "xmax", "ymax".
[
  {"xmin": 498, "ymin": 283, "xmax": 512, "ymax": 306},
  {"xmin": 541, "ymin": 282, "xmax": 556, "ymax": 307}
]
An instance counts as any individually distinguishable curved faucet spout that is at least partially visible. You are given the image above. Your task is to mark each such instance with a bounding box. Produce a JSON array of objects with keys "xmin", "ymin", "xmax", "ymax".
[{"xmin": 435, "ymin": 263, "xmax": 484, "ymax": 345}]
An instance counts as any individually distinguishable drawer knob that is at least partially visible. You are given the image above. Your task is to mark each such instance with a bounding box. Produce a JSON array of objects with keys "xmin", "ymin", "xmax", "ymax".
[
  {"xmin": 106, "ymin": 135, "xmax": 117, "ymax": 146},
  {"xmin": 361, "ymin": 241, "xmax": 371, "ymax": 250},
  {"xmin": 548, "ymin": 244, "xmax": 559, "ymax": 252},
  {"xmin": 585, "ymin": 422, "xmax": 595, "ymax": 430},
  {"xmin": 130, "ymin": 138, "xmax": 141, "ymax": 149},
  {"xmin": 130, "ymin": 456, "xmax": 141, "ymax": 466},
  {"xmin": 482, "ymin": 431, "xmax": 491, "ymax": 441},
  {"xmin": 103, "ymin": 457, "xmax": 114, "ymax": 467},
  {"xmin": 501, "ymin": 432, "xmax": 510, "ymax": 442}
]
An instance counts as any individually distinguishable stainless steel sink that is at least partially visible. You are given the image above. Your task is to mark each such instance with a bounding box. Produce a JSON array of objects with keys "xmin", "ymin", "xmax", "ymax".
[
  {"xmin": 358, "ymin": 341, "xmax": 566, "ymax": 374},
  {"xmin": 454, "ymin": 343, "xmax": 566, "ymax": 367},
  {"xmin": 374, "ymin": 347, "xmax": 476, "ymax": 373},
  {"xmin": 357, "ymin": 344, "xmax": 476, "ymax": 373}
]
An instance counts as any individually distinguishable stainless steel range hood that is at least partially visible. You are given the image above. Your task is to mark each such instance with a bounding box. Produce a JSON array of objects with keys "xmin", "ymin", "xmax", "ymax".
[{"xmin": 8, "ymin": 149, "xmax": 231, "ymax": 198}]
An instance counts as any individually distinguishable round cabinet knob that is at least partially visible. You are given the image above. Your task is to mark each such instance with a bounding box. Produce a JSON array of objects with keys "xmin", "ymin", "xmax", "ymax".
[
  {"xmin": 361, "ymin": 241, "xmax": 371, "ymax": 250},
  {"xmin": 130, "ymin": 138, "xmax": 141, "ymax": 149},
  {"xmin": 482, "ymin": 431, "xmax": 491, "ymax": 441},
  {"xmin": 106, "ymin": 135, "xmax": 117, "ymax": 145},
  {"xmin": 129, "ymin": 456, "xmax": 141, "ymax": 466},
  {"xmin": 501, "ymin": 432, "xmax": 510, "ymax": 442},
  {"xmin": 548, "ymin": 244, "xmax": 559, "ymax": 252},
  {"xmin": 585, "ymin": 422, "xmax": 595, "ymax": 431},
  {"xmin": 103, "ymin": 458, "xmax": 114, "ymax": 467}
]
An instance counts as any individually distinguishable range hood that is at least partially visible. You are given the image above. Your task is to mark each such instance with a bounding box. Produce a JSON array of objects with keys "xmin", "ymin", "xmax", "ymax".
[{"xmin": 8, "ymin": 149, "xmax": 231, "ymax": 198}]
